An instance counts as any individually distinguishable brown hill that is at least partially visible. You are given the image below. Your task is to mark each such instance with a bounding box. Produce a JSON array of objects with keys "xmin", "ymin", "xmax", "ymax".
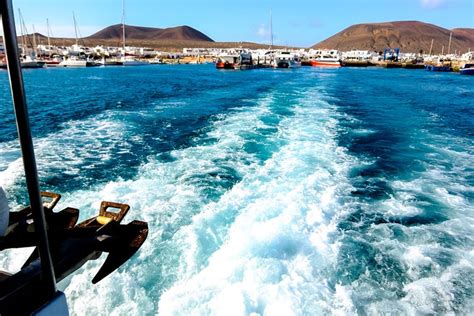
[
  {"xmin": 1, "ymin": 33, "xmax": 278, "ymax": 52},
  {"xmin": 87, "ymin": 24, "xmax": 214, "ymax": 42},
  {"xmin": 312, "ymin": 21, "xmax": 474, "ymax": 53}
]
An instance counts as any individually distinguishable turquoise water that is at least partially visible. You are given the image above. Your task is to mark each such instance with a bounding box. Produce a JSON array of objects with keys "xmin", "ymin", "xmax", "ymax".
[{"xmin": 0, "ymin": 65, "xmax": 473, "ymax": 314}]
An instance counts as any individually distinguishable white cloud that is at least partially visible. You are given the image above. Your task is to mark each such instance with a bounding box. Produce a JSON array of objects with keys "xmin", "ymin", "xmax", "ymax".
[
  {"xmin": 257, "ymin": 24, "xmax": 270, "ymax": 38},
  {"xmin": 420, "ymin": 0, "xmax": 445, "ymax": 9}
]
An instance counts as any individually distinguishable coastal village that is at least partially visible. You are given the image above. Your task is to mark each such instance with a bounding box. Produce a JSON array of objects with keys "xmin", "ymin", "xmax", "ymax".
[
  {"xmin": 0, "ymin": 16, "xmax": 473, "ymax": 73},
  {"xmin": 1, "ymin": 40, "xmax": 473, "ymax": 73}
]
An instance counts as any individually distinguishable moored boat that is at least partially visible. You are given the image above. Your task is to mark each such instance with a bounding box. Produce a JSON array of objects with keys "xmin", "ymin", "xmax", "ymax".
[
  {"xmin": 20, "ymin": 55, "xmax": 45, "ymax": 68},
  {"xmin": 42, "ymin": 56, "xmax": 62, "ymax": 67},
  {"xmin": 149, "ymin": 58, "xmax": 164, "ymax": 64},
  {"xmin": 273, "ymin": 52, "xmax": 301, "ymax": 68},
  {"xmin": 215, "ymin": 53, "xmax": 240, "ymax": 69},
  {"xmin": 425, "ymin": 64, "xmax": 452, "ymax": 72},
  {"xmin": 310, "ymin": 50, "xmax": 341, "ymax": 67},
  {"xmin": 59, "ymin": 57, "xmax": 98, "ymax": 67},
  {"xmin": 121, "ymin": 55, "xmax": 148, "ymax": 66},
  {"xmin": 238, "ymin": 52, "xmax": 254, "ymax": 70},
  {"xmin": 310, "ymin": 57, "xmax": 341, "ymax": 67},
  {"xmin": 459, "ymin": 63, "xmax": 474, "ymax": 75}
]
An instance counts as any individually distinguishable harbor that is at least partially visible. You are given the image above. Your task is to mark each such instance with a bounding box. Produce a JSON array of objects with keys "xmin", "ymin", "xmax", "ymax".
[
  {"xmin": 0, "ymin": 10, "xmax": 472, "ymax": 73},
  {"xmin": 1, "ymin": 40, "xmax": 473, "ymax": 73}
]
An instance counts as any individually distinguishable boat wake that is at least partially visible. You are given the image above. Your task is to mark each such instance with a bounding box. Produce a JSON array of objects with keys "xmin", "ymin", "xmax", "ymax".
[{"xmin": 1, "ymin": 67, "xmax": 472, "ymax": 315}]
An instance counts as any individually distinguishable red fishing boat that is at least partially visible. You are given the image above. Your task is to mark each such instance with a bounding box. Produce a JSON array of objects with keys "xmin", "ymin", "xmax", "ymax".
[
  {"xmin": 310, "ymin": 56, "xmax": 341, "ymax": 67},
  {"xmin": 215, "ymin": 53, "xmax": 239, "ymax": 69},
  {"xmin": 310, "ymin": 50, "xmax": 341, "ymax": 67}
]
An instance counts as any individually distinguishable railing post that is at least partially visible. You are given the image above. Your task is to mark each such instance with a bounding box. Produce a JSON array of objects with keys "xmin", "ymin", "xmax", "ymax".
[{"xmin": 0, "ymin": 0, "xmax": 57, "ymax": 298}]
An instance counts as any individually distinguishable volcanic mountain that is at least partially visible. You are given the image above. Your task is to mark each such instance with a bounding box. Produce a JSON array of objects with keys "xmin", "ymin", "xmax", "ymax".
[
  {"xmin": 312, "ymin": 21, "xmax": 474, "ymax": 53},
  {"xmin": 87, "ymin": 24, "xmax": 214, "ymax": 42}
]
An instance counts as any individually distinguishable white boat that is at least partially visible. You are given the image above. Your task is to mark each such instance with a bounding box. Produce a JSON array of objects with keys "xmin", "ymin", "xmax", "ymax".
[
  {"xmin": 149, "ymin": 58, "xmax": 164, "ymax": 64},
  {"xmin": 20, "ymin": 55, "xmax": 45, "ymax": 68},
  {"xmin": 310, "ymin": 56, "xmax": 341, "ymax": 67},
  {"xmin": 59, "ymin": 58, "xmax": 87, "ymax": 67},
  {"xmin": 43, "ymin": 57, "xmax": 63, "ymax": 67},
  {"xmin": 57, "ymin": 13, "xmax": 99, "ymax": 67},
  {"xmin": 273, "ymin": 52, "xmax": 301, "ymax": 68},
  {"xmin": 121, "ymin": 56, "xmax": 148, "ymax": 66},
  {"xmin": 59, "ymin": 57, "xmax": 98, "ymax": 67},
  {"xmin": 310, "ymin": 50, "xmax": 341, "ymax": 67}
]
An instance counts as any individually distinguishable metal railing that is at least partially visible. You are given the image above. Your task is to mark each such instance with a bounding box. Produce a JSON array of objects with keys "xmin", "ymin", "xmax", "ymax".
[{"xmin": 0, "ymin": 0, "xmax": 57, "ymax": 300}]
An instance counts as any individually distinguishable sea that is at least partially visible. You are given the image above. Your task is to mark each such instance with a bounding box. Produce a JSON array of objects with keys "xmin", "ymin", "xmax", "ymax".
[{"xmin": 0, "ymin": 65, "xmax": 473, "ymax": 315}]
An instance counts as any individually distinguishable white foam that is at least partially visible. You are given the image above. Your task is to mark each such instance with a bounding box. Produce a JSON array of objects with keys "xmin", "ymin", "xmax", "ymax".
[
  {"xmin": 0, "ymin": 110, "xmax": 131, "ymax": 192},
  {"xmin": 0, "ymin": 84, "xmax": 358, "ymax": 314},
  {"xmin": 157, "ymin": 89, "xmax": 357, "ymax": 315},
  {"xmin": 2, "ymin": 73, "xmax": 472, "ymax": 314},
  {"xmin": 344, "ymin": 123, "xmax": 474, "ymax": 314},
  {"xmin": 58, "ymin": 93, "xmax": 294, "ymax": 314}
]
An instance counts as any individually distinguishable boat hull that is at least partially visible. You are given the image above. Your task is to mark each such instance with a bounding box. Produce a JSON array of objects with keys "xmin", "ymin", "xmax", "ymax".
[
  {"xmin": 216, "ymin": 62, "xmax": 237, "ymax": 70},
  {"xmin": 460, "ymin": 68, "xmax": 474, "ymax": 75},
  {"xmin": 425, "ymin": 65, "xmax": 452, "ymax": 72},
  {"xmin": 104, "ymin": 61, "xmax": 124, "ymax": 66},
  {"xmin": 59, "ymin": 60, "xmax": 87, "ymax": 67},
  {"xmin": 274, "ymin": 61, "xmax": 301, "ymax": 69},
  {"xmin": 122, "ymin": 61, "xmax": 148, "ymax": 66},
  {"xmin": 21, "ymin": 61, "xmax": 45, "ymax": 68},
  {"xmin": 310, "ymin": 60, "xmax": 341, "ymax": 67},
  {"xmin": 44, "ymin": 61, "xmax": 61, "ymax": 67}
]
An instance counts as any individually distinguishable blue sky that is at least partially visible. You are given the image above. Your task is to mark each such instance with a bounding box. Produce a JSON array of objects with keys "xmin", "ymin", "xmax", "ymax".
[{"xmin": 9, "ymin": 0, "xmax": 474, "ymax": 47}]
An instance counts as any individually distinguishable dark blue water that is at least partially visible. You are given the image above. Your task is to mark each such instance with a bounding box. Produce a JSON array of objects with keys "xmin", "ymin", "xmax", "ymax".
[{"xmin": 0, "ymin": 65, "xmax": 473, "ymax": 314}]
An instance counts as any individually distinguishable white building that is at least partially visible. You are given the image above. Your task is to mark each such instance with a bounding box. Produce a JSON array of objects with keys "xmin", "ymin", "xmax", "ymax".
[{"xmin": 460, "ymin": 51, "xmax": 474, "ymax": 61}]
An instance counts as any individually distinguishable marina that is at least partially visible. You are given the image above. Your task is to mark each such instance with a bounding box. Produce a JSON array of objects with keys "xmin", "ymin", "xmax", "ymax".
[{"xmin": 1, "ymin": 39, "xmax": 473, "ymax": 72}]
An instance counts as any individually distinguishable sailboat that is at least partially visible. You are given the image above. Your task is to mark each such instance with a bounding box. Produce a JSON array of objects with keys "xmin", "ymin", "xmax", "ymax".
[
  {"xmin": 120, "ymin": 0, "xmax": 148, "ymax": 66},
  {"xmin": 0, "ymin": 2, "xmax": 148, "ymax": 313},
  {"xmin": 17, "ymin": 9, "xmax": 45, "ymax": 68},
  {"xmin": 59, "ymin": 12, "xmax": 96, "ymax": 67},
  {"xmin": 43, "ymin": 18, "xmax": 62, "ymax": 67}
]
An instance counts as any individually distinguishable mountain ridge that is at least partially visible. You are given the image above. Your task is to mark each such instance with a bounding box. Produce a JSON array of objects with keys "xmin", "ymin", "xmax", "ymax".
[
  {"xmin": 87, "ymin": 24, "xmax": 214, "ymax": 42},
  {"xmin": 312, "ymin": 21, "xmax": 474, "ymax": 53}
]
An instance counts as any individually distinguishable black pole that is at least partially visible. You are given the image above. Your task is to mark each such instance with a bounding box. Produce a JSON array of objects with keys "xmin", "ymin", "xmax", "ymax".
[{"xmin": 0, "ymin": 0, "xmax": 57, "ymax": 298}]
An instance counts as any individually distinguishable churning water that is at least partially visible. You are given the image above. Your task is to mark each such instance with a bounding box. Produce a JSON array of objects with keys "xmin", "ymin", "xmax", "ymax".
[{"xmin": 0, "ymin": 65, "xmax": 473, "ymax": 315}]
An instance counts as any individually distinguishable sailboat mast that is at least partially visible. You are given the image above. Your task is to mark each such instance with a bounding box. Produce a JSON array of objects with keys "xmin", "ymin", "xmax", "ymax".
[
  {"xmin": 0, "ymin": 0, "xmax": 58, "ymax": 298},
  {"xmin": 270, "ymin": 9, "xmax": 273, "ymax": 49},
  {"xmin": 18, "ymin": 9, "xmax": 25, "ymax": 52},
  {"xmin": 447, "ymin": 32, "xmax": 452, "ymax": 55},
  {"xmin": 122, "ymin": 0, "xmax": 126, "ymax": 52},
  {"xmin": 46, "ymin": 18, "xmax": 51, "ymax": 47},
  {"xmin": 32, "ymin": 24, "xmax": 37, "ymax": 57},
  {"xmin": 73, "ymin": 12, "xmax": 78, "ymax": 46},
  {"xmin": 429, "ymin": 39, "xmax": 434, "ymax": 56}
]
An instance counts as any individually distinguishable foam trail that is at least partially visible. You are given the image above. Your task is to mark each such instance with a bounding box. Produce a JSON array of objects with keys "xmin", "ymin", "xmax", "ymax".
[
  {"xmin": 157, "ymin": 88, "xmax": 357, "ymax": 315},
  {"xmin": 52, "ymin": 92, "xmax": 288, "ymax": 314},
  {"xmin": 3, "ymin": 67, "xmax": 472, "ymax": 314},
  {"xmin": 0, "ymin": 72, "xmax": 359, "ymax": 314}
]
